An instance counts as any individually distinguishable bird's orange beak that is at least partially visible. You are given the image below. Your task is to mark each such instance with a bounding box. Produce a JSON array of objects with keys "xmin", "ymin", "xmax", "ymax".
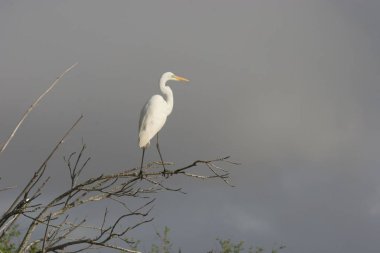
[{"xmin": 174, "ymin": 75, "xmax": 189, "ymax": 82}]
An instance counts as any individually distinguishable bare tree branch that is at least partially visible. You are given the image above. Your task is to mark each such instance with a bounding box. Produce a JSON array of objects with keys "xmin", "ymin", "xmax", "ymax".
[
  {"xmin": 0, "ymin": 115, "xmax": 83, "ymax": 239},
  {"xmin": 0, "ymin": 62, "xmax": 78, "ymax": 153},
  {"xmin": 16, "ymin": 144, "xmax": 234, "ymax": 253},
  {"xmin": 42, "ymin": 213, "xmax": 52, "ymax": 253},
  {"xmin": 0, "ymin": 185, "xmax": 17, "ymax": 192},
  {"xmin": 2, "ymin": 125, "xmax": 235, "ymax": 253}
]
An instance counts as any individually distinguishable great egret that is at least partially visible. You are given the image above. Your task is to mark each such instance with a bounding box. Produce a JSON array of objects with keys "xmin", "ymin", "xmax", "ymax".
[{"xmin": 138, "ymin": 72, "xmax": 189, "ymax": 177}]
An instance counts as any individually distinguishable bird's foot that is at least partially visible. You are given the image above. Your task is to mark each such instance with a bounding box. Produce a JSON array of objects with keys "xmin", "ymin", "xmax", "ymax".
[
  {"xmin": 138, "ymin": 169, "xmax": 144, "ymax": 180},
  {"xmin": 161, "ymin": 168, "xmax": 170, "ymax": 178}
]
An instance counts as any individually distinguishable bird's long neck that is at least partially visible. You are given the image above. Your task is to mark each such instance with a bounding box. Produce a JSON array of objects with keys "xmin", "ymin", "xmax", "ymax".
[{"xmin": 160, "ymin": 76, "xmax": 174, "ymax": 115}]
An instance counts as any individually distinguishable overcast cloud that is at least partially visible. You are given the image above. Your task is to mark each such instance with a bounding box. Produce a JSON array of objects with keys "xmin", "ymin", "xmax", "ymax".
[{"xmin": 1, "ymin": 1, "xmax": 380, "ymax": 252}]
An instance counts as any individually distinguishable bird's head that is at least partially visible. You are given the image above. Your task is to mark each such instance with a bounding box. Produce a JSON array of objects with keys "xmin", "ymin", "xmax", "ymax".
[{"xmin": 162, "ymin": 72, "xmax": 189, "ymax": 83}]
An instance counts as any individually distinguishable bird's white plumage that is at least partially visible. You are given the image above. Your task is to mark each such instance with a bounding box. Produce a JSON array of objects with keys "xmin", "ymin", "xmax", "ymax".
[
  {"xmin": 138, "ymin": 72, "xmax": 189, "ymax": 149},
  {"xmin": 138, "ymin": 95, "xmax": 168, "ymax": 148}
]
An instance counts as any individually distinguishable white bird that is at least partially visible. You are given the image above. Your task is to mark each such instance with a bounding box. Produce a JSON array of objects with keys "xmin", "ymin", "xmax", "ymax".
[{"xmin": 138, "ymin": 72, "xmax": 189, "ymax": 177}]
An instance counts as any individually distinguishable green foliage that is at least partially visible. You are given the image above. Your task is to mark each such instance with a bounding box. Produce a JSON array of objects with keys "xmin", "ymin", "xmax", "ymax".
[
  {"xmin": 151, "ymin": 226, "xmax": 172, "ymax": 253},
  {"xmin": 0, "ymin": 225, "xmax": 40, "ymax": 253},
  {"xmin": 0, "ymin": 225, "xmax": 20, "ymax": 253},
  {"xmin": 208, "ymin": 238, "xmax": 284, "ymax": 253},
  {"xmin": 215, "ymin": 238, "xmax": 245, "ymax": 253},
  {"xmin": 124, "ymin": 227, "xmax": 285, "ymax": 253},
  {"xmin": 1, "ymin": 225, "xmax": 284, "ymax": 253},
  {"xmin": 126, "ymin": 226, "xmax": 177, "ymax": 253},
  {"xmin": 28, "ymin": 243, "xmax": 40, "ymax": 253}
]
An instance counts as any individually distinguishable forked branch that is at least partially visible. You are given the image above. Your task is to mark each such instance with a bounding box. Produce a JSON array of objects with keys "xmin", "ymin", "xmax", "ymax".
[{"xmin": 4, "ymin": 141, "xmax": 236, "ymax": 253}]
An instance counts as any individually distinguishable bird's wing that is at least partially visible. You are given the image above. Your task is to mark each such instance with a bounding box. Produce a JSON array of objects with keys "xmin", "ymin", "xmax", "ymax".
[{"xmin": 138, "ymin": 95, "xmax": 168, "ymax": 148}]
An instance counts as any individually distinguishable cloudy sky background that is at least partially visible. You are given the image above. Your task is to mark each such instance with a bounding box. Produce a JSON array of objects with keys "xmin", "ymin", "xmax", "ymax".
[{"xmin": 1, "ymin": 0, "xmax": 380, "ymax": 252}]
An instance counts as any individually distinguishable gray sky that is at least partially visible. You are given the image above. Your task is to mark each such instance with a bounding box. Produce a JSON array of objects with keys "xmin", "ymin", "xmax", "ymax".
[{"xmin": 1, "ymin": 0, "xmax": 380, "ymax": 252}]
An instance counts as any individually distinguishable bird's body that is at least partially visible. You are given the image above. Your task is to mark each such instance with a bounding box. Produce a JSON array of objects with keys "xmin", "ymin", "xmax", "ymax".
[
  {"xmin": 138, "ymin": 72, "xmax": 189, "ymax": 176},
  {"xmin": 138, "ymin": 94, "xmax": 169, "ymax": 148}
]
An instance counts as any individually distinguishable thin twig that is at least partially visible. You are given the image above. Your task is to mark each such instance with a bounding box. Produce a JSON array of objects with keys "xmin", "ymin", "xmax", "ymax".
[
  {"xmin": 0, "ymin": 62, "xmax": 78, "ymax": 153},
  {"xmin": 0, "ymin": 115, "xmax": 83, "ymax": 232},
  {"xmin": 42, "ymin": 213, "xmax": 52, "ymax": 253},
  {"xmin": 15, "ymin": 115, "xmax": 83, "ymax": 253},
  {"xmin": 0, "ymin": 185, "xmax": 17, "ymax": 192}
]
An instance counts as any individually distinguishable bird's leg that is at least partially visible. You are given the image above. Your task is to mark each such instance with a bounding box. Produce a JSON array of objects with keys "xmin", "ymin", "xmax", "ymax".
[
  {"xmin": 156, "ymin": 133, "xmax": 168, "ymax": 177},
  {"xmin": 139, "ymin": 148, "xmax": 145, "ymax": 179}
]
